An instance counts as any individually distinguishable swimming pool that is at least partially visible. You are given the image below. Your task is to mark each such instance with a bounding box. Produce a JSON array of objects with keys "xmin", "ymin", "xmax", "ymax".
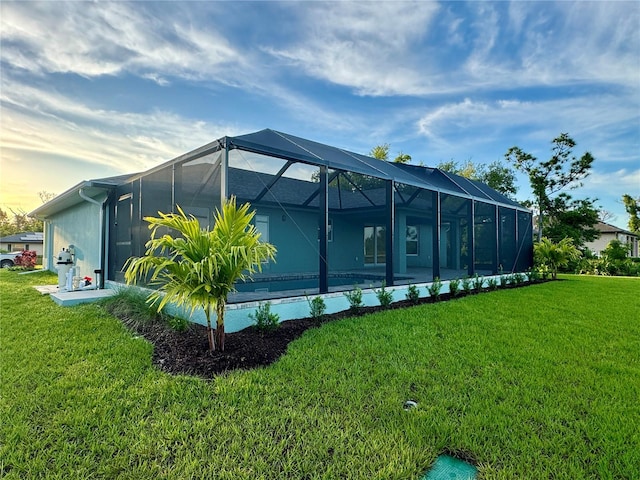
[{"xmin": 234, "ymin": 274, "xmax": 383, "ymax": 293}]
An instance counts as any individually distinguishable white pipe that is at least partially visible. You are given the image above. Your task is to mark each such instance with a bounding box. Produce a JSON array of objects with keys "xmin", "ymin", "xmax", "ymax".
[{"xmin": 79, "ymin": 188, "xmax": 107, "ymax": 288}]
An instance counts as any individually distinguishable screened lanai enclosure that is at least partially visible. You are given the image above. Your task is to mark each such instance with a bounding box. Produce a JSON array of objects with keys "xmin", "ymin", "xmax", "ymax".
[{"xmin": 109, "ymin": 129, "xmax": 532, "ymax": 303}]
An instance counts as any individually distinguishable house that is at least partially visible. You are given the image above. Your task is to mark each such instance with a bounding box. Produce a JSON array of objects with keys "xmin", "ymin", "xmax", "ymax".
[
  {"xmin": 585, "ymin": 221, "xmax": 639, "ymax": 257},
  {"xmin": 30, "ymin": 129, "xmax": 533, "ymax": 302},
  {"xmin": 0, "ymin": 232, "xmax": 44, "ymax": 256}
]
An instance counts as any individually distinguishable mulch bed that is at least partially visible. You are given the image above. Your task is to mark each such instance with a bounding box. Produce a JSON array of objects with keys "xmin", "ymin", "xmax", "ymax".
[{"xmin": 110, "ymin": 281, "xmax": 547, "ymax": 379}]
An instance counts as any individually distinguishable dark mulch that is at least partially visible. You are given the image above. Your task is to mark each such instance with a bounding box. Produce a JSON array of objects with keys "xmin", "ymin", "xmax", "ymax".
[{"xmin": 112, "ymin": 281, "xmax": 547, "ymax": 379}]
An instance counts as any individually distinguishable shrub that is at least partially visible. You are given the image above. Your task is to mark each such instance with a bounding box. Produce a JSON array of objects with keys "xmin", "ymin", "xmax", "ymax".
[
  {"xmin": 448, "ymin": 278, "xmax": 461, "ymax": 297},
  {"xmin": 375, "ymin": 282, "xmax": 394, "ymax": 308},
  {"xmin": 534, "ymin": 237, "xmax": 582, "ymax": 280},
  {"xmin": 472, "ymin": 274, "xmax": 484, "ymax": 292},
  {"xmin": 500, "ymin": 275, "xmax": 510, "ymax": 287},
  {"xmin": 13, "ymin": 250, "xmax": 37, "ymax": 270},
  {"xmin": 101, "ymin": 288, "xmax": 156, "ymax": 326},
  {"xmin": 405, "ymin": 284, "xmax": 420, "ymax": 304},
  {"xmin": 461, "ymin": 276, "xmax": 473, "ymax": 295},
  {"xmin": 306, "ymin": 295, "xmax": 326, "ymax": 320},
  {"xmin": 513, "ymin": 272, "xmax": 525, "ymax": 285},
  {"xmin": 487, "ymin": 277, "xmax": 499, "ymax": 291},
  {"xmin": 427, "ymin": 277, "xmax": 442, "ymax": 300},
  {"xmin": 601, "ymin": 239, "xmax": 630, "ymax": 262},
  {"xmin": 249, "ymin": 302, "xmax": 280, "ymax": 332},
  {"xmin": 344, "ymin": 286, "xmax": 363, "ymax": 312}
]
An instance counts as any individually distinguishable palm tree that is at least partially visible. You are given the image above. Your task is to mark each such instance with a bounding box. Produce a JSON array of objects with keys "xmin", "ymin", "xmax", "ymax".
[
  {"xmin": 534, "ymin": 237, "xmax": 581, "ymax": 280},
  {"xmin": 124, "ymin": 197, "xmax": 276, "ymax": 351}
]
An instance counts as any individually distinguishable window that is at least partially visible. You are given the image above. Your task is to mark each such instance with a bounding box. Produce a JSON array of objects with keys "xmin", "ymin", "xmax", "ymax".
[
  {"xmin": 364, "ymin": 225, "xmax": 386, "ymax": 265},
  {"xmin": 255, "ymin": 215, "xmax": 269, "ymax": 242},
  {"xmin": 25, "ymin": 244, "xmax": 30, "ymax": 251},
  {"xmin": 406, "ymin": 225, "xmax": 418, "ymax": 256},
  {"xmin": 255, "ymin": 215, "xmax": 270, "ymax": 264}
]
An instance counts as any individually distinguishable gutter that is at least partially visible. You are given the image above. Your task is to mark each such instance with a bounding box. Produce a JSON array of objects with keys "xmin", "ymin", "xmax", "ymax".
[{"xmin": 78, "ymin": 188, "xmax": 108, "ymax": 289}]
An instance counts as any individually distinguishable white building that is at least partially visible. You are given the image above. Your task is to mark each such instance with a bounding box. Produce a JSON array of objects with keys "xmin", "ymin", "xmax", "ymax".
[{"xmin": 584, "ymin": 222, "xmax": 639, "ymax": 257}]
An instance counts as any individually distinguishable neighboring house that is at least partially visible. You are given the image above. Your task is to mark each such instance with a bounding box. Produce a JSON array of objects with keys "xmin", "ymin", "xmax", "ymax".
[
  {"xmin": 30, "ymin": 129, "xmax": 533, "ymax": 299},
  {"xmin": 0, "ymin": 232, "xmax": 44, "ymax": 256},
  {"xmin": 585, "ymin": 222, "xmax": 639, "ymax": 257}
]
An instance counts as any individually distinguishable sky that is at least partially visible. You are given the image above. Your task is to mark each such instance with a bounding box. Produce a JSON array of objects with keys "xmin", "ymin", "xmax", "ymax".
[{"xmin": 1, "ymin": 1, "xmax": 638, "ymax": 229}]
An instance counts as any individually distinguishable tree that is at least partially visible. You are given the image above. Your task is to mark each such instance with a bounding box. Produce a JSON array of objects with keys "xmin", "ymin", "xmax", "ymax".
[
  {"xmin": 622, "ymin": 194, "xmax": 640, "ymax": 234},
  {"xmin": 598, "ymin": 209, "xmax": 616, "ymax": 223},
  {"xmin": 393, "ymin": 152, "xmax": 412, "ymax": 164},
  {"xmin": 38, "ymin": 191, "xmax": 56, "ymax": 203},
  {"xmin": 544, "ymin": 195, "xmax": 599, "ymax": 246},
  {"xmin": 505, "ymin": 133, "xmax": 595, "ymax": 242},
  {"xmin": 534, "ymin": 237, "xmax": 582, "ymax": 280},
  {"xmin": 369, "ymin": 144, "xmax": 390, "ymax": 161},
  {"xmin": 437, "ymin": 159, "xmax": 518, "ymax": 198},
  {"xmin": 124, "ymin": 197, "xmax": 276, "ymax": 352},
  {"xmin": 369, "ymin": 144, "xmax": 411, "ymax": 163},
  {"xmin": 0, "ymin": 207, "xmax": 43, "ymax": 236}
]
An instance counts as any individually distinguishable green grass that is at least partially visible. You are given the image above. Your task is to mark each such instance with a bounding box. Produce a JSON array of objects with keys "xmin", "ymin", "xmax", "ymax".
[{"xmin": 1, "ymin": 270, "xmax": 639, "ymax": 479}]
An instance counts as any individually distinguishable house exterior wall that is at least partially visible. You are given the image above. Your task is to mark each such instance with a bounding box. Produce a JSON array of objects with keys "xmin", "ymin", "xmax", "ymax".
[
  {"xmin": 47, "ymin": 201, "xmax": 103, "ymax": 278},
  {"xmin": 0, "ymin": 241, "xmax": 43, "ymax": 256},
  {"xmin": 586, "ymin": 232, "xmax": 639, "ymax": 257}
]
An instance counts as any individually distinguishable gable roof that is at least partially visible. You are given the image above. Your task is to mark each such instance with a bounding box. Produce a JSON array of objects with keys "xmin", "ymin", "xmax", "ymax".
[
  {"xmin": 594, "ymin": 221, "xmax": 638, "ymax": 237},
  {"xmin": 0, "ymin": 232, "xmax": 44, "ymax": 243},
  {"xmin": 29, "ymin": 173, "xmax": 139, "ymax": 218}
]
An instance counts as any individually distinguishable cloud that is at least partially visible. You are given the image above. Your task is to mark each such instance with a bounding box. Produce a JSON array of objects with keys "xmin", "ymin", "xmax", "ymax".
[
  {"xmin": 416, "ymin": 95, "xmax": 639, "ymax": 164},
  {"xmin": 0, "ymin": 79, "xmax": 242, "ymax": 174},
  {"xmin": 263, "ymin": 2, "xmax": 442, "ymax": 96},
  {"xmin": 0, "ymin": 2, "xmax": 239, "ymax": 81},
  {"xmin": 263, "ymin": 1, "xmax": 638, "ymax": 97}
]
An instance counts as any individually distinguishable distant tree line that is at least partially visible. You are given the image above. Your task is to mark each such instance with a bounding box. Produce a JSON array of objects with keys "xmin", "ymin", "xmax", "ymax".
[{"xmin": 0, "ymin": 191, "xmax": 54, "ymax": 237}]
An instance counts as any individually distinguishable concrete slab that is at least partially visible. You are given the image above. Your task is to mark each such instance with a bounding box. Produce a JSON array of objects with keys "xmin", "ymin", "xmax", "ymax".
[
  {"xmin": 34, "ymin": 285, "xmax": 60, "ymax": 295},
  {"xmin": 50, "ymin": 289, "xmax": 116, "ymax": 306}
]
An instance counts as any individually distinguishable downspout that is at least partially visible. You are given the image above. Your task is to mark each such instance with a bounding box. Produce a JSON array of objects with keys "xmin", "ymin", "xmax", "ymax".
[{"xmin": 79, "ymin": 188, "xmax": 107, "ymax": 288}]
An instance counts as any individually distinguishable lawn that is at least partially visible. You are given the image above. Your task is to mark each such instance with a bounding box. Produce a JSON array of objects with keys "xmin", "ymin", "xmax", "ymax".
[{"xmin": 1, "ymin": 270, "xmax": 638, "ymax": 479}]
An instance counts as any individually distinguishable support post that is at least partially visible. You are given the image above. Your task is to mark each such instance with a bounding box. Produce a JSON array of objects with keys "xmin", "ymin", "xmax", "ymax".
[
  {"xmin": 468, "ymin": 200, "xmax": 475, "ymax": 277},
  {"xmin": 432, "ymin": 191, "xmax": 441, "ymax": 281},
  {"xmin": 319, "ymin": 166, "xmax": 329, "ymax": 293},
  {"xmin": 493, "ymin": 204, "xmax": 500, "ymax": 274},
  {"xmin": 220, "ymin": 138, "xmax": 229, "ymax": 207},
  {"xmin": 385, "ymin": 181, "xmax": 395, "ymax": 286}
]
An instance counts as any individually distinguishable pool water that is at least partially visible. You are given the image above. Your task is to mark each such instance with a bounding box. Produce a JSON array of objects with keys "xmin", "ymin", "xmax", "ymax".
[{"xmin": 235, "ymin": 275, "xmax": 380, "ymax": 293}]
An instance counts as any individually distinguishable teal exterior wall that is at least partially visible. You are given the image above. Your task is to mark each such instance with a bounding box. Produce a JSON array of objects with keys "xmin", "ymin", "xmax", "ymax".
[{"xmin": 48, "ymin": 199, "xmax": 105, "ymax": 279}]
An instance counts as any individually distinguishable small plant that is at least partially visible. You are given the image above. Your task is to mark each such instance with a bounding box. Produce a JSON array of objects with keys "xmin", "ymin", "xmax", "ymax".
[
  {"xmin": 249, "ymin": 302, "xmax": 280, "ymax": 332},
  {"xmin": 513, "ymin": 272, "xmax": 525, "ymax": 285},
  {"xmin": 405, "ymin": 284, "xmax": 420, "ymax": 304},
  {"xmin": 527, "ymin": 268, "xmax": 541, "ymax": 282},
  {"xmin": 487, "ymin": 277, "xmax": 499, "ymax": 291},
  {"xmin": 461, "ymin": 276, "xmax": 473, "ymax": 295},
  {"xmin": 375, "ymin": 282, "xmax": 394, "ymax": 308},
  {"xmin": 344, "ymin": 286, "xmax": 363, "ymax": 312},
  {"xmin": 500, "ymin": 274, "xmax": 510, "ymax": 288},
  {"xmin": 473, "ymin": 274, "xmax": 484, "ymax": 292},
  {"xmin": 306, "ymin": 295, "xmax": 326, "ymax": 320},
  {"xmin": 164, "ymin": 313, "xmax": 189, "ymax": 332},
  {"xmin": 427, "ymin": 277, "xmax": 442, "ymax": 300},
  {"xmin": 448, "ymin": 278, "xmax": 461, "ymax": 297}
]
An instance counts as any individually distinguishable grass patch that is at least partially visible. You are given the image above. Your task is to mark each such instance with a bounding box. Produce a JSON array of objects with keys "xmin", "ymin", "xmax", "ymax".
[{"xmin": 1, "ymin": 270, "xmax": 638, "ymax": 478}]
